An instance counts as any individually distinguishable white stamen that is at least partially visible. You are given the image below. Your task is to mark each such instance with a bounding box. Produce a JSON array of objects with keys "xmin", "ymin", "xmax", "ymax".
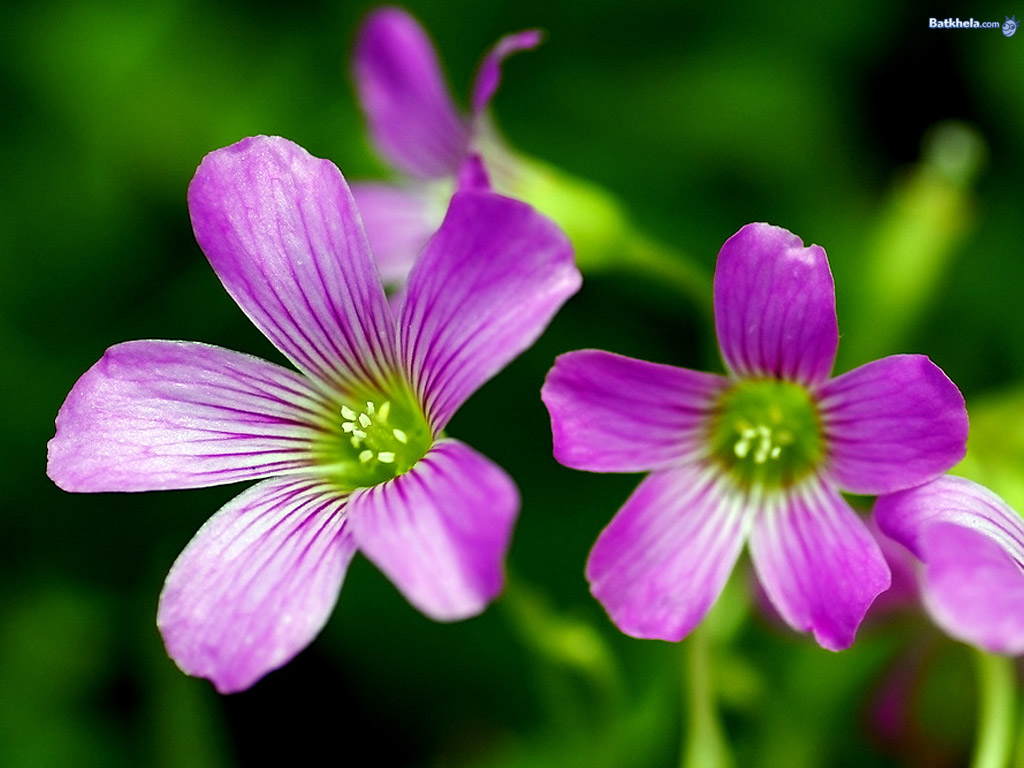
[
  {"xmin": 341, "ymin": 405, "xmax": 357, "ymax": 420},
  {"xmin": 358, "ymin": 413, "xmax": 372, "ymax": 428},
  {"xmin": 352, "ymin": 429, "xmax": 367, "ymax": 440},
  {"xmin": 393, "ymin": 428, "xmax": 408, "ymax": 444},
  {"xmin": 350, "ymin": 436, "xmax": 363, "ymax": 448},
  {"xmin": 377, "ymin": 452, "xmax": 395, "ymax": 464},
  {"xmin": 366, "ymin": 401, "xmax": 375, "ymax": 416},
  {"xmin": 359, "ymin": 450, "xmax": 374, "ymax": 463},
  {"xmin": 342, "ymin": 422, "xmax": 355, "ymax": 433},
  {"xmin": 378, "ymin": 401, "xmax": 391, "ymax": 421}
]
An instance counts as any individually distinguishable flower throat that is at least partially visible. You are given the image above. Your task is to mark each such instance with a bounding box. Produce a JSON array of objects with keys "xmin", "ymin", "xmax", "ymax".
[
  {"xmin": 708, "ymin": 378, "xmax": 824, "ymax": 489},
  {"xmin": 318, "ymin": 383, "xmax": 431, "ymax": 490}
]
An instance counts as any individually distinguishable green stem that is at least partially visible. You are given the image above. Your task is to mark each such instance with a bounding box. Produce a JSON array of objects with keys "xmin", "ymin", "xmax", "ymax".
[
  {"xmin": 617, "ymin": 229, "xmax": 712, "ymax": 315},
  {"xmin": 500, "ymin": 572, "xmax": 624, "ymax": 720},
  {"xmin": 681, "ymin": 627, "xmax": 733, "ymax": 768},
  {"xmin": 972, "ymin": 650, "xmax": 1017, "ymax": 768}
]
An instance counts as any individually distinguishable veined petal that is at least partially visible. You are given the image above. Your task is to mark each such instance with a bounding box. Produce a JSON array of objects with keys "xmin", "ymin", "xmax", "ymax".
[
  {"xmin": 881, "ymin": 477, "xmax": 1024, "ymax": 654},
  {"xmin": 470, "ymin": 29, "xmax": 543, "ymax": 116},
  {"xmin": 916, "ymin": 523, "xmax": 1024, "ymax": 655},
  {"xmin": 353, "ymin": 7, "xmax": 469, "ymax": 179},
  {"xmin": 714, "ymin": 223, "xmax": 838, "ymax": 386},
  {"xmin": 819, "ymin": 355, "xmax": 968, "ymax": 495},
  {"xmin": 349, "ymin": 181, "xmax": 445, "ymax": 286},
  {"xmin": 586, "ymin": 465, "xmax": 751, "ymax": 641},
  {"xmin": 542, "ymin": 349, "xmax": 728, "ymax": 472},
  {"xmin": 47, "ymin": 341, "xmax": 331, "ymax": 492},
  {"xmin": 874, "ymin": 475, "xmax": 1024, "ymax": 569},
  {"xmin": 157, "ymin": 476, "xmax": 355, "ymax": 694},
  {"xmin": 348, "ymin": 439, "xmax": 517, "ymax": 621},
  {"xmin": 399, "ymin": 190, "xmax": 579, "ymax": 430},
  {"xmin": 749, "ymin": 480, "xmax": 890, "ymax": 651},
  {"xmin": 189, "ymin": 136, "xmax": 397, "ymax": 394}
]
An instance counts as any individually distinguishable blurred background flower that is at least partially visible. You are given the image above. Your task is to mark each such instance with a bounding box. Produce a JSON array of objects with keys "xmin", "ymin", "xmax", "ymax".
[{"xmin": 2, "ymin": 0, "xmax": 1022, "ymax": 765}]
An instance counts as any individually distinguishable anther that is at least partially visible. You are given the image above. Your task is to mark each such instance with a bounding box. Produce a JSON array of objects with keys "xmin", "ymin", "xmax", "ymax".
[
  {"xmin": 393, "ymin": 428, "xmax": 408, "ymax": 444},
  {"xmin": 341, "ymin": 405, "xmax": 357, "ymax": 420},
  {"xmin": 377, "ymin": 452, "xmax": 395, "ymax": 464}
]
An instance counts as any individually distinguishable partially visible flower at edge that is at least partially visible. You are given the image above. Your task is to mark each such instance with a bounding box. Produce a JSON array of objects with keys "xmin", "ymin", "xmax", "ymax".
[
  {"xmin": 351, "ymin": 5, "xmax": 543, "ymax": 284},
  {"xmin": 46, "ymin": 135, "xmax": 580, "ymax": 693},
  {"xmin": 875, "ymin": 475, "xmax": 1024, "ymax": 655},
  {"xmin": 542, "ymin": 222, "xmax": 968, "ymax": 650},
  {"xmin": 350, "ymin": 6, "xmax": 675, "ymax": 300}
]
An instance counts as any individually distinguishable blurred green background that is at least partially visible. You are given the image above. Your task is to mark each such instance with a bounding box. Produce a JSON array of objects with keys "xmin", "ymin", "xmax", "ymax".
[{"xmin": 2, "ymin": 0, "xmax": 1022, "ymax": 766}]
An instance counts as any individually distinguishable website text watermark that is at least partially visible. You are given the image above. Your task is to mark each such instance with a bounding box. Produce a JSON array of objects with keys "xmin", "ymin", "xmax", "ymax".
[{"xmin": 927, "ymin": 15, "xmax": 1017, "ymax": 36}]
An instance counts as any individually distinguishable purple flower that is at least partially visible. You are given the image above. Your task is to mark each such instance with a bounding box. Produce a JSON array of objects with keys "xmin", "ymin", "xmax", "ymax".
[
  {"xmin": 47, "ymin": 135, "xmax": 579, "ymax": 692},
  {"xmin": 351, "ymin": 6, "xmax": 541, "ymax": 285},
  {"xmin": 875, "ymin": 475, "xmax": 1024, "ymax": 654},
  {"xmin": 541, "ymin": 223, "xmax": 968, "ymax": 650}
]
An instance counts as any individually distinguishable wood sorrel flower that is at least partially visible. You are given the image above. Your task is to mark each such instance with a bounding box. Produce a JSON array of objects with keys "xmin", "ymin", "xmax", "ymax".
[
  {"xmin": 47, "ymin": 135, "xmax": 579, "ymax": 692},
  {"xmin": 541, "ymin": 223, "xmax": 968, "ymax": 650},
  {"xmin": 875, "ymin": 476, "xmax": 1024, "ymax": 654},
  {"xmin": 351, "ymin": 6, "xmax": 541, "ymax": 285}
]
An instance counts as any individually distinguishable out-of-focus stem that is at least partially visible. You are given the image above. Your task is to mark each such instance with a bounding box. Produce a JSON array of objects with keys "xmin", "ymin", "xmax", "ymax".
[
  {"xmin": 500, "ymin": 572, "xmax": 624, "ymax": 720},
  {"xmin": 681, "ymin": 627, "xmax": 733, "ymax": 768},
  {"xmin": 843, "ymin": 121, "xmax": 985, "ymax": 365},
  {"xmin": 971, "ymin": 650, "xmax": 1016, "ymax": 768}
]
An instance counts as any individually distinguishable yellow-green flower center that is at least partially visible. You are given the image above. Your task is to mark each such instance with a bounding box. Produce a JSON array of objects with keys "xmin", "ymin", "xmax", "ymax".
[
  {"xmin": 316, "ymin": 383, "xmax": 431, "ymax": 490},
  {"xmin": 708, "ymin": 378, "xmax": 824, "ymax": 489}
]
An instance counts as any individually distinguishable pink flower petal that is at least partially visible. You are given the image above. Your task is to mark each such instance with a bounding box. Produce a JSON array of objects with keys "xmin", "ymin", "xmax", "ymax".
[
  {"xmin": 542, "ymin": 349, "xmax": 728, "ymax": 472},
  {"xmin": 399, "ymin": 190, "xmax": 579, "ymax": 430},
  {"xmin": 470, "ymin": 29, "xmax": 543, "ymax": 116},
  {"xmin": 875, "ymin": 477, "xmax": 1024, "ymax": 652},
  {"xmin": 47, "ymin": 341, "xmax": 330, "ymax": 492},
  {"xmin": 157, "ymin": 476, "xmax": 355, "ymax": 693},
  {"xmin": 349, "ymin": 181, "xmax": 444, "ymax": 286},
  {"xmin": 917, "ymin": 523, "xmax": 1024, "ymax": 655},
  {"xmin": 749, "ymin": 480, "xmax": 890, "ymax": 650},
  {"xmin": 874, "ymin": 475, "xmax": 1024, "ymax": 576},
  {"xmin": 347, "ymin": 439, "xmax": 517, "ymax": 621},
  {"xmin": 586, "ymin": 464, "xmax": 751, "ymax": 641},
  {"xmin": 819, "ymin": 355, "xmax": 968, "ymax": 495},
  {"xmin": 188, "ymin": 136, "xmax": 397, "ymax": 393},
  {"xmin": 714, "ymin": 223, "xmax": 838, "ymax": 386},
  {"xmin": 353, "ymin": 7, "xmax": 469, "ymax": 179}
]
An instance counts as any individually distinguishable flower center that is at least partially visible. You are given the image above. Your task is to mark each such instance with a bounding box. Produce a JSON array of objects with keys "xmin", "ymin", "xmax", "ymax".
[
  {"xmin": 316, "ymin": 385, "xmax": 431, "ymax": 490},
  {"xmin": 708, "ymin": 378, "xmax": 824, "ymax": 489}
]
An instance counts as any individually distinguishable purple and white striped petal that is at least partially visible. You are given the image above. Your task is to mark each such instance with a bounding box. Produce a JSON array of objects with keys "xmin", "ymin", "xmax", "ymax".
[
  {"xmin": 47, "ymin": 341, "xmax": 330, "ymax": 492},
  {"xmin": 819, "ymin": 355, "xmax": 968, "ymax": 495},
  {"xmin": 347, "ymin": 439, "xmax": 517, "ymax": 621},
  {"xmin": 542, "ymin": 349, "xmax": 728, "ymax": 473},
  {"xmin": 188, "ymin": 136, "xmax": 397, "ymax": 394},
  {"xmin": 353, "ymin": 7, "xmax": 469, "ymax": 179},
  {"xmin": 915, "ymin": 523, "xmax": 1024, "ymax": 655},
  {"xmin": 399, "ymin": 190, "xmax": 579, "ymax": 431},
  {"xmin": 749, "ymin": 480, "xmax": 890, "ymax": 651},
  {"xmin": 586, "ymin": 464, "xmax": 751, "ymax": 641},
  {"xmin": 470, "ymin": 29, "xmax": 543, "ymax": 116},
  {"xmin": 874, "ymin": 475, "xmax": 1024, "ymax": 570},
  {"xmin": 714, "ymin": 223, "xmax": 838, "ymax": 386},
  {"xmin": 157, "ymin": 476, "xmax": 355, "ymax": 694},
  {"xmin": 349, "ymin": 181, "xmax": 444, "ymax": 286}
]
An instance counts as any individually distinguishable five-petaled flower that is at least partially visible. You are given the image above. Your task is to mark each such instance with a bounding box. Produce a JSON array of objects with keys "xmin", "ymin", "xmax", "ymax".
[
  {"xmin": 875, "ymin": 475, "xmax": 1024, "ymax": 654},
  {"xmin": 47, "ymin": 135, "xmax": 579, "ymax": 693},
  {"xmin": 351, "ymin": 6, "xmax": 541, "ymax": 286},
  {"xmin": 542, "ymin": 222, "xmax": 968, "ymax": 650}
]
